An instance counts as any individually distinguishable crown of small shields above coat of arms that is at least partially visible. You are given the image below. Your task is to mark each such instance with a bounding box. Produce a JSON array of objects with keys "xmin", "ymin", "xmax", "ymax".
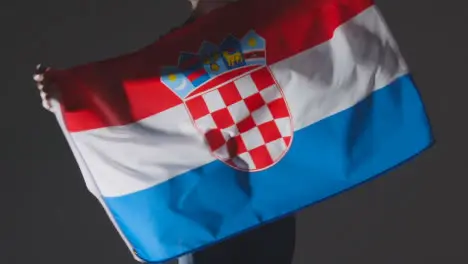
[
  {"xmin": 160, "ymin": 30, "xmax": 293, "ymax": 172},
  {"xmin": 161, "ymin": 30, "xmax": 267, "ymax": 99}
]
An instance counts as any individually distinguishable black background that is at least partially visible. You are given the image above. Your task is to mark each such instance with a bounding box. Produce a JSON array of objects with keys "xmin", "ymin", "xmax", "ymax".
[{"xmin": 2, "ymin": 0, "xmax": 467, "ymax": 263}]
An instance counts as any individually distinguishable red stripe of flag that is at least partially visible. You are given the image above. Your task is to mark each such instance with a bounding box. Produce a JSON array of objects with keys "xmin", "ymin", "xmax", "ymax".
[{"xmin": 54, "ymin": 0, "xmax": 373, "ymax": 132}]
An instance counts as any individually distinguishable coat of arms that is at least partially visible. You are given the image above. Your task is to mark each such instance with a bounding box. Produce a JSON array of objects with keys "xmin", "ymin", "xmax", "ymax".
[{"xmin": 161, "ymin": 30, "xmax": 293, "ymax": 171}]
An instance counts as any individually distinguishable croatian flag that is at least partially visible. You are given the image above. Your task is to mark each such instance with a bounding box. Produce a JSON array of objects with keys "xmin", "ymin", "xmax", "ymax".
[{"xmin": 47, "ymin": 0, "xmax": 432, "ymax": 262}]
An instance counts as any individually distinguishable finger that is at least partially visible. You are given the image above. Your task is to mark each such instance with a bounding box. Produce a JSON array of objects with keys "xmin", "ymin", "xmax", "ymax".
[
  {"xmin": 33, "ymin": 64, "xmax": 52, "ymax": 84},
  {"xmin": 36, "ymin": 82, "xmax": 44, "ymax": 91},
  {"xmin": 40, "ymin": 91, "xmax": 53, "ymax": 111},
  {"xmin": 33, "ymin": 72, "xmax": 53, "ymax": 93},
  {"xmin": 40, "ymin": 91, "xmax": 48, "ymax": 101},
  {"xmin": 42, "ymin": 99, "xmax": 52, "ymax": 111},
  {"xmin": 35, "ymin": 78, "xmax": 53, "ymax": 94},
  {"xmin": 33, "ymin": 73, "xmax": 44, "ymax": 83}
]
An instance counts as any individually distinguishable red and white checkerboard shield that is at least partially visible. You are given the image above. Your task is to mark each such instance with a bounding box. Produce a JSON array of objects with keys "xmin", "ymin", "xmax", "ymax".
[{"xmin": 185, "ymin": 67, "xmax": 293, "ymax": 171}]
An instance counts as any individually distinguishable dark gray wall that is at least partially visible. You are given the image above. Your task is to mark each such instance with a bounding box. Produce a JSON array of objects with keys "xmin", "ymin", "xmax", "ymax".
[{"xmin": 2, "ymin": 0, "xmax": 467, "ymax": 263}]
